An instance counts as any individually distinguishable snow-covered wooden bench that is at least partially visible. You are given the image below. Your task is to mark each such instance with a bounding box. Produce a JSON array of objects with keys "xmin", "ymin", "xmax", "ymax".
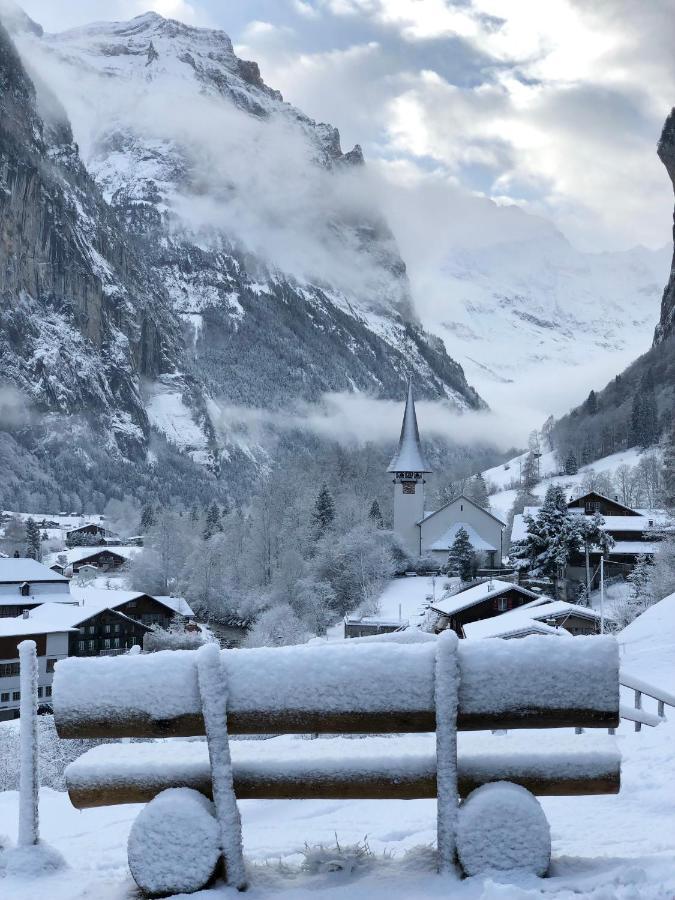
[{"xmin": 53, "ymin": 634, "xmax": 621, "ymax": 896}]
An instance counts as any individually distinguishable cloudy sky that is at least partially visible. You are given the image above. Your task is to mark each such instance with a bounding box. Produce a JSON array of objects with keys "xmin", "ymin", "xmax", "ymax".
[{"xmin": 17, "ymin": 0, "xmax": 675, "ymax": 253}]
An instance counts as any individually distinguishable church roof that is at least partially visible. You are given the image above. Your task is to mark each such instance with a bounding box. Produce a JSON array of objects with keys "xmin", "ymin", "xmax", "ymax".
[{"xmin": 387, "ymin": 381, "xmax": 431, "ymax": 473}]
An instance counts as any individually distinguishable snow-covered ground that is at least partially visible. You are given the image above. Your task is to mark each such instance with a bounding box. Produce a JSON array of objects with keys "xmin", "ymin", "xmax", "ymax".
[
  {"xmin": 484, "ymin": 447, "xmax": 647, "ymax": 524},
  {"xmin": 2, "ymin": 592, "xmax": 675, "ymax": 898}
]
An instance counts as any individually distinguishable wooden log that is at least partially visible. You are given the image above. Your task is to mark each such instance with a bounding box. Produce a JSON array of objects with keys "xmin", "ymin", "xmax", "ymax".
[
  {"xmin": 54, "ymin": 637, "xmax": 620, "ymax": 739},
  {"xmin": 65, "ymin": 741, "xmax": 621, "ymax": 809}
]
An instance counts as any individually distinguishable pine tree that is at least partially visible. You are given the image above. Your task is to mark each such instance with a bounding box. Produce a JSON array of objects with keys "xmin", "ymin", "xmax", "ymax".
[
  {"xmin": 583, "ymin": 390, "xmax": 598, "ymax": 415},
  {"xmin": 631, "ymin": 370, "xmax": 659, "ymax": 448},
  {"xmin": 368, "ymin": 499, "xmax": 384, "ymax": 528},
  {"xmin": 511, "ymin": 484, "xmax": 583, "ymax": 579},
  {"xmin": 25, "ymin": 518, "xmax": 41, "ymax": 561},
  {"xmin": 140, "ymin": 504, "xmax": 156, "ymax": 531},
  {"xmin": 312, "ymin": 484, "xmax": 335, "ymax": 539},
  {"xmin": 446, "ymin": 527, "xmax": 475, "ymax": 581},
  {"xmin": 203, "ymin": 502, "xmax": 222, "ymax": 540},
  {"xmin": 521, "ymin": 451, "xmax": 539, "ymax": 489},
  {"xmin": 467, "ymin": 474, "xmax": 490, "ymax": 509},
  {"xmin": 663, "ymin": 408, "xmax": 675, "ymax": 511},
  {"xmin": 564, "ymin": 450, "xmax": 578, "ymax": 475}
]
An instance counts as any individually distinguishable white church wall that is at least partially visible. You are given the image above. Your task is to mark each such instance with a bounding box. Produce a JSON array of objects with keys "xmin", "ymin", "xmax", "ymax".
[{"xmin": 419, "ymin": 498, "xmax": 504, "ymax": 559}]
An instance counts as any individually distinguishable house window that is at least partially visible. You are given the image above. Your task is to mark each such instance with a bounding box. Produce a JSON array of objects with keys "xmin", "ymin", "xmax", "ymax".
[
  {"xmin": 45, "ymin": 686, "xmax": 52, "ymax": 698},
  {"xmin": 113, "ymin": 638, "xmax": 121, "ymax": 649},
  {"xmin": 46, "ymin": 659, "xmax": 57, "ymax": 674},
  {"xmin": 87, "ymin": 625, "xmax": 95, "ymax": 635},
  {"xmin": 12, "ymin": 691, "xmax": 20, "ymax": 701},
  {"xmin": 104, "ymin": 624, "xmax": 111, "ymax": 634},
  {"xmin": 497, "ymin": 597, "xmax": 509, "ymax": 612},
  {"xmin": 585, "ymin": 501, "xmax": 601, "ymax": 514},
  {"xmin": 0, "ymin": 663, "xmax": 20, "ymax": 678},
  {"xmin": 20, "ymin": 582, "xmax": 30, "ymax": 597},
  {"xmin": 37, "ymin": 687, "xmax": 43, "ymax": 698},
  {"xmin": 78, "ymin": 640, "xmax": 87, "ymax": 651},
  {"xmin": 0, "ymin": 693, "xmax": 9, "ymax": 703},
  {"xmin": 88, "ymin": 640, "xmax": 96, "ymax": 650},
  {"xmin": 114, "ymin": 623, "xmax": 121, "ymax": 634},
  {"xmin": 103, "ymin": 639, "xmax": 111, "ymax": 649}
]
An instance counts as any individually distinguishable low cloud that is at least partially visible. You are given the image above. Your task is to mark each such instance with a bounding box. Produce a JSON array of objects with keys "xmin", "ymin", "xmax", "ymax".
[{"xmin": 211, "ymin": 390, "xmax": 528, "ymax": 451}]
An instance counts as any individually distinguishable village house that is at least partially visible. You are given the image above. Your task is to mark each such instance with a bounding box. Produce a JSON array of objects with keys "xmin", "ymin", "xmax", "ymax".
[
  {"xmin": 511, "ymin": 490, "xmax": 672, "ymax": 589},
  {"xmin": 429, "ymin": 579, "xmax": 541, "ymax": 637},
  {"xmin": 65, "ymin": 522, "xmax": 120, "ymax": 546},
  {"xmin": 389, "ymin": 383, "xmax": 506, "ymax": 566},
  {"xmin": 343, "ymin": 615, "xmax": 406, "ymax": 639},
  {"xmin": 463, "ymin": 599, "xmax": 602, "ymax": 639},
  {"xmin": 0, "ymin": 558, "xmax": 72, "ymax": 618},
  {"xmin": 45, "ymin": 545, "xmax": 139, "ymax": 575}
]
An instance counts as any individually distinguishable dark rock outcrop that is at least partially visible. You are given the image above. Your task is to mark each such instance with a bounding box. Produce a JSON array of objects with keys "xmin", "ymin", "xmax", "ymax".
[{"xmin": 655, "ymin": 107, "xmax": 675, "ymax": 343}]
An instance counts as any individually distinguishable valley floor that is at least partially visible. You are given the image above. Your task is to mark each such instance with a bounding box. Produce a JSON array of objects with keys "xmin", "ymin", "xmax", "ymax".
[{"xmin": 1, "ymin": 596, "xmax": 674, "ymax": 899}]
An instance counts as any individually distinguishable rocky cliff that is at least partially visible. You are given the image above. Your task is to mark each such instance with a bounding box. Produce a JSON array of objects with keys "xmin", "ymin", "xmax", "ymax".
[
  {"xmin": 0, "ymin": 19, "xmax": 181, "ymax": 456},
  {"xmin": 655, "ymin": 107, "xmax": 675, "ymax": 344}
]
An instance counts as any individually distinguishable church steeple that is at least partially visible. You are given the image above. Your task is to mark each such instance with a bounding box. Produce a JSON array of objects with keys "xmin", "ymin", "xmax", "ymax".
[
  {"xmin": 388, "ymin": 379, "xmax": 431, "ymax": 474},
  {"xmin": 388, "ymin": 380, "xmax": 431, "ymax": 557}
]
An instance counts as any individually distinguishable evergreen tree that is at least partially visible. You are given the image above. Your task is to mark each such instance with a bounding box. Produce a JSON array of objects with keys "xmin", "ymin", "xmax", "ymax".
[
  {"xmin": 511, "ymin": 485, "xmax": 582, "ymax": 578},
  {"xmin": 521, "ymin": 451, "xmax": 539, "ymax": 489},
  {"xmin": 140, "ymin": 504, "xmax": 156, "ymax": 531},
  {"xmin": 368, "ymin": 499, "xmax": 384, "ymax": 528},
  {"xmin": 311, "ymin": 483, "xmax": 335, "ymax": 539},
  {"xmin": 630, "ymin": 371, "xmax": 659, "ymax": 448},
  {"xmin": 467, "ymin": 473, "xmax": 490, "ymax": 509},
  {"xmin": 564, "ymin": 450, "xmax": 578, "ymax": 475},
  {"xmin": 203, "ymin": 502, "xmax": 222, "ymax": 540},
  {"xmin": 25, "ymin": 518, "xmax": 41, "ymax": 561},
  {"xmin": 663, "ymin": 409, "xmax": 675, "ymax": 511},
  {"xmin": 583, "ymin": 390, "xmax": 598, "ymax": 415},
  {"xmin": 446, "ymin": 527, "xmax": 475, "ymax": 581},
  {"xmin": 189, "ymin": 505, "xmax": 199, "ymax": 522}
]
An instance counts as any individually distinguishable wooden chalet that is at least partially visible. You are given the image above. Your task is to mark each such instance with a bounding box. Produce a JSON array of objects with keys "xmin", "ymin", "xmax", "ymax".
[{"xmin": 430, "ymin": 579, "xmax": 541, "ymax": 637}]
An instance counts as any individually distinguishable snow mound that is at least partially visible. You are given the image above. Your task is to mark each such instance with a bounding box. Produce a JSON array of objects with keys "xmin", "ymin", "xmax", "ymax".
[
  {"xmin": 1, "ymin": 841, "xmax": 66, "ymax": 879},
  {"xmin": 456, "ymin": 782, "xmax": 550, "ymax": 877},
  {"xmin": 126, "ymin": 787, "xmax": 220, "ymax": 897}
]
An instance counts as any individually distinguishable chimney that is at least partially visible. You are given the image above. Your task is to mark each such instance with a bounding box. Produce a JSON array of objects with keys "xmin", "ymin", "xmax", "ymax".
[{"xmin": 22, "ymin": 609, "xmax": 29, "ymax": 619}]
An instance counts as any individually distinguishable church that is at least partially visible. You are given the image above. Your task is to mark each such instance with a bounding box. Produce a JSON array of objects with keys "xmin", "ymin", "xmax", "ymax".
[{"xmin": 388, "ymin": 383, "xmax": 506, "ymax": 568}]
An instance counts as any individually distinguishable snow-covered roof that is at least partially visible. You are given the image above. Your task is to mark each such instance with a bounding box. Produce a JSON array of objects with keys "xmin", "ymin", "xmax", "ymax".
[
  {"xmin": 608, "ymin": 541, "xmax": 659, "ymax": 556},
  {"xmin": 431, "ymin": 579, "xmax": 538, "ymax": 616},
  {"xmin": 0, "ymin": 610, "xmax": 79, "ymax": 637},
  {"xmin": 69, "ymin": 586, "xmax": 179, "ymax": 618},
  {"xmin": 427, "ymin": 522, "xmax": 497, "ymax": 552},
  {"xmin": 154, "ymin": 595, "xmax": 195, "ymax": 618},
  {"xmin": 511, "ymin": 508, "xmax": 661, "ymax": 546},
  {"xmin": 0, "ymin": 558, "xmax": 69, "ymax": 584},
  {"xmin": 463, "ymin": 615, "xmax": 569, "ymax": 640},
  {"xmin": 387, "ymin": 381, "xmax": 431, "ymax": 473},
  {"xmin": 463, "ymin": 599, "xmax": 599, "ymax": 639},
  {"xmin": 43, "ymin": 546, "xmax": 140, "ymax": 567}
]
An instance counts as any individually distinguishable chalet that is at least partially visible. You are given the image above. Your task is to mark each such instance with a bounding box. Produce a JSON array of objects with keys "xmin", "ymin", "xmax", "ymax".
[
  {"xmin": 0, "ymin": 613, "xmax": 75, "ymax": 721},
  {"xmin": 45, "ymin": 545, "xmax": 139, "ymax": 575},
  {"xmin": 65, "ymin": 523, "xmax": 120, "ymax": 547},
  {"xmin": 463, "ymin": 599, "xmax": 602, "ymax": 639},
  {"xmin": 388, "ymin": 383, "xmax": 506, "ymax": 565},
  {"xmin": 429, "ymin": 579, "xmax": 541, "ymax": 637},
  {"xmin": 0, "ymin": 558, "xmax": 72, "ymax": 618}
]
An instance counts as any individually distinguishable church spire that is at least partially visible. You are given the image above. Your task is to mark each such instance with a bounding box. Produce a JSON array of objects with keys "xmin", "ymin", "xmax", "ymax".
[{"xmin": 387, "ymin": 379, "xmax": 431, "ymax": 473}]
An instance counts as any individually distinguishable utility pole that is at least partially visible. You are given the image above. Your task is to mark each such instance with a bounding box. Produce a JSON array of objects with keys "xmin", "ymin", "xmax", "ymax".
[{"xmin": 600, "ymin": 554, "xmax": 605, "ymax": 634}]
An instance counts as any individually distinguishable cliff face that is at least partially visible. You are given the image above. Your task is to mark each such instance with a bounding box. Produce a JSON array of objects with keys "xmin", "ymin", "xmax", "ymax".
[
  {"xmin": 655, "ymin": 107, "xmax": 675, "ymax": 344},
  {"xmin": 0, "ymin": 21, "xmax": 181, "ymax": 455}
]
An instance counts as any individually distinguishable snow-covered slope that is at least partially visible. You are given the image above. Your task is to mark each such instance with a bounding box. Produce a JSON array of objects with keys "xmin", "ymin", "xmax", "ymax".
[
  {"xmin": 420, "ymin": 230, "xmax": 669, "ymax": 413},
  {"xmin": 6, "ymin": 10, "xmax": 482, "ymax": 465}
]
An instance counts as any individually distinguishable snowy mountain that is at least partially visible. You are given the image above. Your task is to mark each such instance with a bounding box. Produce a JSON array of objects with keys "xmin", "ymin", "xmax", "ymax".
[
  {"xmin": 655, "ymin": 106, "xmax": 675, "ymax": 344},
  {"xmin": 416, "ymin": 226, "xmax": 669, "ymax": 411},
  {"xmin": 2, "ymin": 9, "xmax": 483, "ymax": 466}
]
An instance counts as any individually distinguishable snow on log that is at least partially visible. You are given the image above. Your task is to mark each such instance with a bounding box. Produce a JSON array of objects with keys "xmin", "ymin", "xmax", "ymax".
[
  {"xmin": 127, "ymin": 788, "xmax": 221, "ymax": 897},
  {"xmin": 18, "ymin": 640, "xmax": 39, "ymax": 847},
  {"xmin": 196, "ymin": 643, "xmax": 247, "ymax": 891},
  {"xmin": 54, "ymin": 636, "xmax": 620, "ymax": 738},
  {"xmin": 64, "ymin": 736, "xmax": 621, "ymax": 809},
  {"xmin": 456, "ymin": 782, "xmax": 551, "ymax": 877},
  {"xmin": 434, "ymin": 630, "xmax": 459, "ymax": 873}
]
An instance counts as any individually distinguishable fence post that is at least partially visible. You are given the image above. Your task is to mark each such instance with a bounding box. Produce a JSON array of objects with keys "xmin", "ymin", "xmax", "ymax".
[
  {"xmin": 18, "ymin": 639, "xmax": 40, "ymax": 846},
  {"xmin": 634, "ymin": 690, "xmax": 642, "ymax": 733}
]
